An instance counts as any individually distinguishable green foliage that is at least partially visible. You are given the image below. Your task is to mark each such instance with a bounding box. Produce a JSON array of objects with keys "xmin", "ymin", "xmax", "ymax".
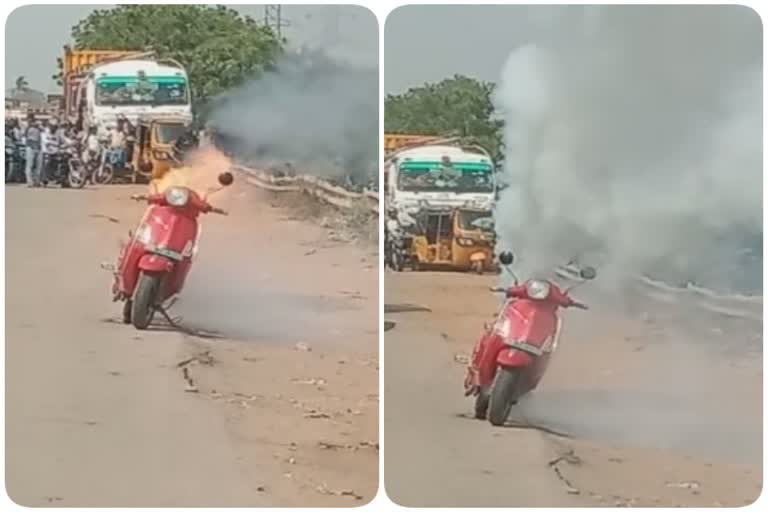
[
  {"xmin": 385, "ymin": 75, "xmax": 504, "ymax": 162},
  {"xmin": 54, "ymin": 5, "xmax": 283, "ymax": 109}
]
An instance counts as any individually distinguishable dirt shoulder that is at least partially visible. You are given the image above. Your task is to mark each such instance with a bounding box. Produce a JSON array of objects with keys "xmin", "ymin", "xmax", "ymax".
[{"xmin": 5, "ymin": 181, "xmax": 378, "ymax": 507}]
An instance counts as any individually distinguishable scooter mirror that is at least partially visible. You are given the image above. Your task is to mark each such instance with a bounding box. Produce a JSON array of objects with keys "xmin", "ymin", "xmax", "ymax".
[
  {"xmin": 498, "ymin": 251, "xmax": 514, "ymax": 266},
  {"xmin": 580, "ymin": 266, "xmax": 597, "ymax": 280},
  {"xmin": 218, "ymin": 171, "xmax": 234, "ymax": 186}
]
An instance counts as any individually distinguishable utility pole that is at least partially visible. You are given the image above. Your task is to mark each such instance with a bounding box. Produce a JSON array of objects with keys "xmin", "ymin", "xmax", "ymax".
[{"xmin": 264, "ymin": 5, "xmax": 290, "ymax": 39}]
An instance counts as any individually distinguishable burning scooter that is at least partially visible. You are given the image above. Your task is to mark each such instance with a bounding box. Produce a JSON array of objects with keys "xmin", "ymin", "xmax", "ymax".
[
  {"xmin": 463, "ymin": 251, "xmax": 597, "ymax": 426},
  {"xmin": 104, "ymin": 171, "xmax": 234, "ymax": 330}
]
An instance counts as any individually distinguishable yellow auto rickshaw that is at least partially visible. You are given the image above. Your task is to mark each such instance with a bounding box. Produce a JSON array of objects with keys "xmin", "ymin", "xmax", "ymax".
[
  {"xmin": 131, "ymin": 116, "xmax": 191, "ymax": 183},
  {"xmin": 408, "ymin": 207, "xmax": 496, "ymax": 273}
]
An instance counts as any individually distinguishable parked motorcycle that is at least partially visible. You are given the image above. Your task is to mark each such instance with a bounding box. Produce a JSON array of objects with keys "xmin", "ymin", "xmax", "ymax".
[
  {"xmin": 385, "ymin": 227, "xmax": 413, "ymax": 271},
  {"xmin": 95, "ymin": 139, "xmax": 119, "ymax": 184},
  {"xmin": 463, "ymin": 251, "xmax": 596, "ymax": 426},
  {"xmin": 69, "ymin": 145, "xmax": 109, "ymax": 188},
  {"xmin": 106, "ymin": 171, "xmax": 234, "ymax": 330},
  {"xmin": 5, "ymin": 136, "xmax": 26, "ymax": 183},
  {"xmin": 41, "ymin": 147, "xmax": 78, "ymax": 188}
]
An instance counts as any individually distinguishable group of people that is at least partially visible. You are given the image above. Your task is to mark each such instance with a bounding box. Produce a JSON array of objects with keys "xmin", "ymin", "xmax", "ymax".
[{"xmin": 5, "ymin": 113, "xmax": 136, "ymax": 187}]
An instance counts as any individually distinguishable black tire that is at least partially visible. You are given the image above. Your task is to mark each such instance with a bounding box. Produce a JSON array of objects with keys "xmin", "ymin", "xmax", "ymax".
[
  {"xmin": 471, "ymin": 260, "xmax": 484, "ymax": 275},
  {"xmin": 5, "ymin": 158, "xmax": 14, "ymax": 182},
  {"xmin": 122, "ymin": 300, "xmax": 133, "ymax": 324},
  {"xmin": 488, "ymin": 367, "xmax": 519, "ymax": 426},
  {"xmin": 474, "ymin": 388, "xmax": 491, "ymax": 419},
  {"xmin": 67, "ymin": 162, "xmax": 87, "ymax": 188},
  {"xmin": 95, "ymin": 164, "xmax": 114, "ymax": 185},
  {"xmin": 131, "ymin": 272, "xmax": 160, "ymax": 330},
  {"xmin": 391, "ymin": 249, "xmax": 404, "ymax": 272}
]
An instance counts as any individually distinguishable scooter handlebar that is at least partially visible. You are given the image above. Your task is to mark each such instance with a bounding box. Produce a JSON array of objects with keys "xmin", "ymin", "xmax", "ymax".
[
  {"xmin": 569, "ymin": 301, "xmax": 589, "ymax": 310},
  {"xmin": 489, "ymin": 286, "xmax": 506, "ymax": 293},
  {"xmin": 130, "ymin": 194, "xmax": 147, "ymax": 202},
  {"xmin": 209, "ymin": 207, "xmax": 228, "ymax": 216}
]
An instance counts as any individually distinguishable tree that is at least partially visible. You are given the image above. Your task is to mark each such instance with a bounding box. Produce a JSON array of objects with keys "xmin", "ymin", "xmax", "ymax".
[
  {"xmin": 14, "ymin": 76, "xmax": 29, "ymax": 91},
  {"xmin": 385, "ymin": 75, "xmax": 504, "ymax": 162},
  {"xmin": 55, "ymin": 5, "xmax": 283, "ymax": 109}
]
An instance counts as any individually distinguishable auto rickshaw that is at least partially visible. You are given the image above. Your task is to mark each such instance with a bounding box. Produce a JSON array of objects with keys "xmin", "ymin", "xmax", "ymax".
[
  {"xmin": 131, "ymin": 115, "xmax": 191, "ymax": 183},
  {"xmin": 407, "ymin": 206, "xmax": 496, "ymax": 273}
]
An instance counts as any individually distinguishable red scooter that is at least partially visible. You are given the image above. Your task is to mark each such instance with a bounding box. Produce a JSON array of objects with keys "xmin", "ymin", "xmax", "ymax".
[
  {"xmin": 107, "ymin": 172, "xmax": 234, "ymax": 330},
  {"xmin": 463, "ymin": 251, "xmax": 596, "ymax": 426}
]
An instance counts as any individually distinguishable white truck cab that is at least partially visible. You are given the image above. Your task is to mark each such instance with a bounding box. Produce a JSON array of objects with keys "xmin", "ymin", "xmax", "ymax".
[
  {"xmin": 77, "ymin": 59, "xmax": 193, "ymax": 132},
  {"xmin": 385, "ymin": 144, "xmax": 496, "ymax": 215}
]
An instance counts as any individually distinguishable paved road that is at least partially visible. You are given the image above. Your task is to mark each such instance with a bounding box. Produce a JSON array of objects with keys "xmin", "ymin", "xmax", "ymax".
[
  {"xmin": 5, "ymin": 182, "xmax": 378, "ymax": 506},
  {"xmin": 384, "ymin": 271, "xmax": 761, "ymax": 507},
  {"xmin": 6, "ymin": 186, "xmax": 267, "ymax": 506}
]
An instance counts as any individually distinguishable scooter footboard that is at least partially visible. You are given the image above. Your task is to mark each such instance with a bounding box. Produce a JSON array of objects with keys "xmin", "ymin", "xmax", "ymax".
[{"xmin": 138, "ymin": 254, "xmax": 175, "ymax": 273}]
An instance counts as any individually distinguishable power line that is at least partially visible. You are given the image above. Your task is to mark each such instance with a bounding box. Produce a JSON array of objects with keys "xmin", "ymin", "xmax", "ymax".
[{"xmin": 263, "ymin": 5, "xmax": 290, "ymax": 39}]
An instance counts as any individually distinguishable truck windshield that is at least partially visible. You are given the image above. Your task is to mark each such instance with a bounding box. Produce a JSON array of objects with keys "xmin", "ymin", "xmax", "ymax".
[
  {"xmin": 155, "ymin": 124, "xmax": 188, "ymax": 144},
  {"xmin": 96, "ymin": 76, "xmax": 189, "ymax": 107},
  {"xmin": 398, "ymin": 161, "xmax": 494, "ymax": 193}
]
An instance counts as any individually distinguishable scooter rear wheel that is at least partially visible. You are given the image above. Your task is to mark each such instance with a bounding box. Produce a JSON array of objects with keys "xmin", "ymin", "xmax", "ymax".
[
  {"xmin": 474, "ymin": 388, "xmax": 490, "ymax": 419},
  {"xmin": 122, "ymin": 299, "xmax": 133, "ymax": 324},
  {"xmin": 132, "ymin": 272, "xmax": 160, "ymax": 330},
  {"xmin": 488, "ymin": 367, "xmax": 519, "ymax": 426}
]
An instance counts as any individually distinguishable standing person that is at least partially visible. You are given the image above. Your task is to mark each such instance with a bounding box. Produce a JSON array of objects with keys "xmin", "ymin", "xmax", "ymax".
[
  {"xmin": 81, "ymin": 125, "xmax": 100, "ymax": 168},
  {"xmin": 11, "ymin": 119, "xmax": 22, "ymax": 143},
  {"xmin": 41, "ymin": 123, "xmax": 62, "ymax": 185},
  {"xmin": 111, "ymin": 119, "xmax": 128, "ymax": 168},
  {"xmin": 22, "ymin": 114, "xmax": 43, "ymax": 187},
  {"xmin": 120, "ymin": 116, "xmax": 136, "ymax": 164}
]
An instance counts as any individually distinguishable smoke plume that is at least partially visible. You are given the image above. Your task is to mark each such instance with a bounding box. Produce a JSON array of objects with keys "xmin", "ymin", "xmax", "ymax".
[
  {"xmin": 494, "ymin": 6, "xmax": 762, "ymax": 293},
  {"xmin": 209, "ymin": 48, "xmax": 378, "ymax": 187}
]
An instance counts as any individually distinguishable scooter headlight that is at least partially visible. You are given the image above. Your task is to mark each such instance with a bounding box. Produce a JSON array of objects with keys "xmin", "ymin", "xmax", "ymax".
[
  {"xmin": 165, "ymin": 187, "xmax": 190, "ymax": 207},
  {"xmin": 526, "ymin": 279, "xmax": 551, "ymax": 300}
]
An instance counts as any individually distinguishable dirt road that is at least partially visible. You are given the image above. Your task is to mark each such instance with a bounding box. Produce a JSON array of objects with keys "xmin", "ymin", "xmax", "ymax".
[
  {"xmin": 5, "ymin": 181, "xmax": 378, "ymax": 506},
  {"xmin": 384, "ymin": 271, "xmax": 761, "ymax": 507}
]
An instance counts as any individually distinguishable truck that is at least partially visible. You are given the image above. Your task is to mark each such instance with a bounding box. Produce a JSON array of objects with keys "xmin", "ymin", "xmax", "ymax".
[
  {"xmin": 62, "ymin": 46, "xmax": 193, "ymax": 131},
  {"xmin": 384, "ymin": 141, "xmax": 497, "ymax": 212},
  {"xmin": 384, "ymin": 133, "xmax": 443, "ymax": 155},
  {"xmin": 384, "ymin": 141, "xmax": 498, "ymax": 273}
]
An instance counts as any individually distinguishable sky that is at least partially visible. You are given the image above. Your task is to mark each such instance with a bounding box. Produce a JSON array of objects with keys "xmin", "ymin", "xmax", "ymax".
[
  {"xmin": 384, "ymin": 5, "xmax": 553, "ymax": 94},
  {"xmin": 5, "ymin": 4, "xmax": 378, "ymax": 94},
  {"xmin": 384, "ymin": 4, "xmax": 762, "ymax": 93}
]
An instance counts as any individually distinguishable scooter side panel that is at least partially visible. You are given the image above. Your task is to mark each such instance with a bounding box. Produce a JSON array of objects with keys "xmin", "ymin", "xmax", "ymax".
[
  {"xmin": 116, "ymin": 239, "xmax": 146, "ymax": 295},
  {"xmin": 474, "ymin": 332, "xmax": 509, "ymax": 387}
]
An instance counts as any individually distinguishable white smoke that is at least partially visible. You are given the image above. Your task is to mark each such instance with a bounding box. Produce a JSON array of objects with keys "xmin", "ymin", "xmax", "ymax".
[
  {"xmin": 494, "ymin": 6, "xmax": 762, "ymax": 293},
  {"xmin": 209, "ymin": 48, "xmax": 378, "ymax": 185}
]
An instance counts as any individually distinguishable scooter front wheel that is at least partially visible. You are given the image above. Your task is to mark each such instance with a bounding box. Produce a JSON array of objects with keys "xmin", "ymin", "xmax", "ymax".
[
  {"xmin": 132, "ymin": 272, "xmax": 160, "ymax": 330},
  {"xmin": 488, "ymin": 367, "xmax": 519, "ymax": 426}
]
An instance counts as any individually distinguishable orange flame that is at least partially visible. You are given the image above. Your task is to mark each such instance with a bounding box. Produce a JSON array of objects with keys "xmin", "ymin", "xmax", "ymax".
[{"xmin": 149, "ymin": 145, "xmax": 233, "ymax": 197}]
